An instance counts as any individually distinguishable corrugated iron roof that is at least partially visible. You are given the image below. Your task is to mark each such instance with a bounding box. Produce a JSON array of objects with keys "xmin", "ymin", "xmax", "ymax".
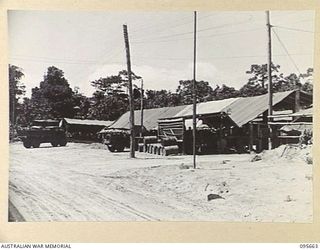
[
  {"xmin": 223, "ymin": 90, "xmax": 296, "ymax": 127},
  {"xmin": 64, "ymin": 118, "xmax": 114, "ymax": 127},
  {"xmin": 109, "ymin": 105, "xmax": 187, "ymax": 130}
]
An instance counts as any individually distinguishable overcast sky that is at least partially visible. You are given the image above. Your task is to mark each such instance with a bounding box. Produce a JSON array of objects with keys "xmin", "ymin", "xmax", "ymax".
[{"xmin": 8, "ymin": 10, "xmax": 315, "ymax": 97}]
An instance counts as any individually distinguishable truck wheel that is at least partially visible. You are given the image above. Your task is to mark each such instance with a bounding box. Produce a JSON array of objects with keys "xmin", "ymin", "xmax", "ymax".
[
  {"xmin": 23, "ymin": 140, "xmax": 32, "ymax": 149},
  {"xmin": 59, "ymin": 140, "xmax": 67, "ymax": 146},
  {"xmin": 116, "ymin": 145, "xmax": 125, "ymax": 152},
  {"xmin": 51, "ymin": 141, "xmax": 58, "ymax": 147},
  {"xmin": 107, "ymin": 145, "xmax": 115, "ymax": 152},
  {"xmin": 32, "ymin": 141, "xmax": 40, "ymax": 148}
]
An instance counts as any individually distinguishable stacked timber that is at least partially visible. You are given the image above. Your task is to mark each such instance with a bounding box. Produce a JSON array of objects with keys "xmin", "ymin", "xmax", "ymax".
[
  {"xmin": 161, "ymin": 137, "xmax": 177, "ymax": 146},
  {"xmin": 143, "ymin": 136, "xmax": 158, "ymax": 144},
  {"xmin": 141, "ymin": 136, "xmax": 179, "ymax": 156},
  {"xmin": 163, "ymin": 145, "xmax": 179, "ymax": 156},
  {"xmin": 138, "ymin": 143, "xmax": 144, "ymax": 152}
]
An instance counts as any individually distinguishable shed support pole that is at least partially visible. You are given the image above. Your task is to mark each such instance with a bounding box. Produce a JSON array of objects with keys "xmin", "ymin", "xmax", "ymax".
[
  {"xmin": 192, "ymin": 11, "xmax": 197, "ymax": 168},
  {"xmin": 257, "ymin": 124, "xmax": 262, "ymax": 153},
  {"xmin": 249, "ymin": 122, "xmax": 253, "ymax": 152},
  {"xmin": 295, "ymin": 89, "xmax": 301, "ymax": 113}
]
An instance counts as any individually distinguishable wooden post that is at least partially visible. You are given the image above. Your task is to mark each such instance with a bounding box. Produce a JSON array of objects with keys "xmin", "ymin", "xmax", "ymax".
[
  {"xmin": 257, "ymin": 123, "xmax": 262, "ymax": 152},
  {"xmin": 249, "ymin": 122, "xmax": 253, "ymax": 152},
  {"xmin": 266, "ymin": 10, "xmax": 273, "ymax": 150},
  {"xmin": 140, "ymin": 79, "xmax": 144, "ymax": 138},
  {"xmin": 295, "ymin": 89, "xmax": 301, "ymax": 112},
  {"xmin": 123, "ymin": 24, "xmax": 135, "ymax": 158},
  {"xmin": 192, "ymin": 11, "xmax": 197, "ymax": 168},
  {"xmin": 182, "ymin": 118, "xmax": 187, "ymax": 155}
]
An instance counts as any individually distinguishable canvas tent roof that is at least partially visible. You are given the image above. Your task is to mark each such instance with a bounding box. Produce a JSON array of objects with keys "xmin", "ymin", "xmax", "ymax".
[
  {"xmin": 225, "ymin": 90, "xmax": 297, "ymax": 127},
  {"xmin": 64, "ymin": 118, "xmax": 114, "ymax": 127},
  {"xmin": 109, "ymin": 90, "xmax": 312, "ymax": 130},
  {"xmin": 168, "ymin": 90, "xmax": 312, "ymax": 127},
  {"xmin": 290, "ymin": 107, "xmax": 313, "ymax": 117},
  {"xmin": 109, "ymin": 105, "xmax": 187, "ymax": 130},
  {"xmin": 280, "ymin": 124, "xmax": 312, "ymax": 133},
  {"xmin": 173, "ymin": 97, "xmax": 239, "ymax": 118}
]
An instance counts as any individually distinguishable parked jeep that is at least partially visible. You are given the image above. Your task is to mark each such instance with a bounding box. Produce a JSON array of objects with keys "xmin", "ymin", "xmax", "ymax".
[{"xmin": 17, "ymin": 119, "xmax": 67, "ymax": 149}]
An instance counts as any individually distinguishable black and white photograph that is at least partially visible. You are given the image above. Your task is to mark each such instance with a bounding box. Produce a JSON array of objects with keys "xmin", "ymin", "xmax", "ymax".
[{"xmin": 8, "ymin": 10, "xmax": 314, "ymax": 222}]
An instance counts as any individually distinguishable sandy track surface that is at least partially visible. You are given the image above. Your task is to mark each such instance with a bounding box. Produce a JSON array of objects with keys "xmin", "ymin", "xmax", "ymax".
[{"xmin": 9, "ymin": 142, "xmax": 313, "ymax": 222}]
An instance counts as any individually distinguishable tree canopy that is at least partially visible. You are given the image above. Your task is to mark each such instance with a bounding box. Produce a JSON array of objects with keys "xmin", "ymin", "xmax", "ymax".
[
  {"xmin": 88, "ymin": 70, "xmax": 142, "ymax": 121},
  {"xmin": 9, "ymin": 65, "xmax": 26, "ymax": 124},
  {"xmin": 12, "ymin": 63, "xmax": 313, "ymax": 127},
  {"xmin": 18, "ymin": 66, "xmax": 77, "ymax": 124}
]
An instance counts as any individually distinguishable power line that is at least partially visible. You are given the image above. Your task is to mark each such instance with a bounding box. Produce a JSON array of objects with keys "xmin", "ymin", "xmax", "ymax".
[
  {"xmin": 135, "ymin": 30, "xmax": 194, "ymax": 40},
  {"xmin": 11, "ymin": 55, "xmax": 101, "ymax": 64},
  {"xmin": 276, "ymin": 18, "xmax": 315, "ymax": 25},
  {"xmin": 197, "ymin": 18, "xmax": 257, "ymax": 33},
  {"xmin": 131, "ymin": 27, "xmax": 264, "ymax": 44},
  {"xmin": 130, "ymin": 12, "xmax": 219, "ymax": 36},
  {"xmin": 199, "ymin": 27, "xmax": 263, "ymax": 38},
  {"xmin": 273, "ymin": 25, "xmax": 314, "ymax": 33},
  {"xmin": 272, "ymin": 28, "xmax": 302, "ymax": 74},
  {"xmin": 10, "ymin": 57, "xmax": 124, "ymax": 65},
  {"xmin": 134, "ymin": 53, "xmax": 312, "ymax": 61},
  {"xmin": 130, "ymin": 13, "xmax": 192, "ymax": 34},
  {"xmin": 131, "ymin": 16, "xmax": 263, "ymax": 43}
]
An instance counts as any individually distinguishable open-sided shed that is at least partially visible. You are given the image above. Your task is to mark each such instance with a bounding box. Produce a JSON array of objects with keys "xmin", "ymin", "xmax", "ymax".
[
  {"xmin": 158, "ymin": 90, "xmax": 312, "ymax": 154},
  {"xmin": 100, "ymin": 89, "xmax": 312, "ymax": 154},
  {"xmin": 108, "ymin": 105, "xmax": 187, "ymax": 132},
  {"xmin": 63, "ymin": 118, "xmax": 114, "ymax": 142},
  {"xmin": 268, "ymin": 106, "xmax": 313, "ymax": 145}
]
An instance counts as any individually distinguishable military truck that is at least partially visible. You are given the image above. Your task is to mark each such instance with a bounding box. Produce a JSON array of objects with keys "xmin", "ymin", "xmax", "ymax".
[
  {"xmin": 17, "ymin": 119, "xmax": 67, "ymax": 149},
  {"xmin": 99, "ymin": 128, "xmax": 130, "ymax": 152}
]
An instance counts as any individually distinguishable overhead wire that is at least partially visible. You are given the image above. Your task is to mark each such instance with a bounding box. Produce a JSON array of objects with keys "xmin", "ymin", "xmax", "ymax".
[
  {"xmin": 273, "ymin": 25, "xmax": 314, "ymax": 33},
  {"xmin": 12, "ymin": 11, "xmax": 314, "ymax": 92},
  {"xmin": 133, "ymin": 53, "xmax": 312, "ymax": 62},
  {"xmin": 272, "ymin": 28, "xmax": 302, "ymax": 74},
  {"xmin": 131, "ymin": 18, "xmax": 263, "ymax": 43},
  {"xmin": 131, "ymin": 27, "xmax": 264, "ymax": 44},
  {"xmin": 129, "ymin": 13, "xmax": 192, "ymax": 34},
  {"xmin": 130, "ymin": 12, "xmax": 229, "ymax": 36}
]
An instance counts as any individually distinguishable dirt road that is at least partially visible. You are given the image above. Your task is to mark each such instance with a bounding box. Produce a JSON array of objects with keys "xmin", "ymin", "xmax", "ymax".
[{"xmin": 9, "ymin": 142, "xmax": 313, "ymax": 222}]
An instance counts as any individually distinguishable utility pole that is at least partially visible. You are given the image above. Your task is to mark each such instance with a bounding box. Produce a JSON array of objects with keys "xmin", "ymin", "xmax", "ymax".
[
  {"xmin": 123, "ymin": 24, "xmax": 135, "ymax": 158},
  {"xmin": 266, "ymin": 10, "xmax": 273, "ymax": 150},
  {"xmin": 192, "ymin": 11, "xmax": 197, "ymax": 169},
  {"xmin": 140, "ymin": 78, "xmax": 144, "ymax": 138}
]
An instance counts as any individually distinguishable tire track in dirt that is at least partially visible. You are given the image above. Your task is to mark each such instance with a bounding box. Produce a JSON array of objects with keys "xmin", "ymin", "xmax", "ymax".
[
  {"xmin": 98, "ymin": 195, "xmax": 159, "ymax": 221},
  {"xmin": 63, "ymin": 173, "xmax": 159, "ymax": 221},
  {"xmin": 11, "ymin": 167, "xmax": 158, "ymax": 221}
]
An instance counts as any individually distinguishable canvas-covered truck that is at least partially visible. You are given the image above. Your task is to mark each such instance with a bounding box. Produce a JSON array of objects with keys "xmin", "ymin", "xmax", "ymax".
[
  {"xmin": 98, "ymin": 128, "xmax": 130, "ymax": 152},
  {"xmin": 17, "ymin": 119, "xmax": 67, "ymax": 148}
]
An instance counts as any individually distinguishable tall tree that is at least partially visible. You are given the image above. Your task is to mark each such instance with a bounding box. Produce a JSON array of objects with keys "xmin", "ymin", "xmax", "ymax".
[
  {"xmin": 72, "ymin": 87, "xmax": 91, "ymax": 119},
  {"xmin": 240, "ymin": 63, "xmax": 283, "ymax": 97},
  {"xmin": 212, "ymin": 84, "xmax": 240, "ymax": 100},
  {"xmin": 89, "ymin": 70, "xmax": 142, "ymax": 120},
  {"xmin": 245, "ymin": 63, "xmax": 280, "ymax": 89},
  {"xmin": 9, "ymin": 65, "xmax": 26, "ymax": 124},
  {"xmin": 300, "ymin": 68, "xmax": 313, "ymax": 94},
  {"xmin": 144, "ymin": 90, "xmax": 181, "ymax": 109},
  {"xmin": 176, "ymin": 80, "xmax": 214, "ymax": 104},
  {"xmin": 27, "ymin": 66, "xmax": 76, "ymax": 120}
]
